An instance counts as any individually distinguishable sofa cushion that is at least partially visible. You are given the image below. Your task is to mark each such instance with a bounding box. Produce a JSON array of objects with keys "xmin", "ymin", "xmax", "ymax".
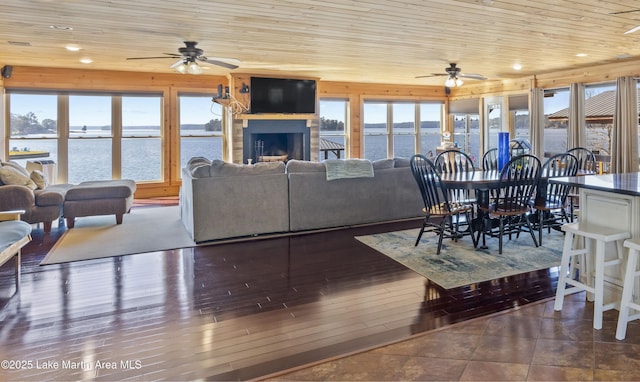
[
  {"xmin": 0, "ymin": 167, "xmax": 37, "ymax": 190},
  {"xmin": 65, "ymin": 180, "xmax": 136, "ymax": 201},
  {"xmin": 372, "ymin": 159, "xmax": 395, "ymax": 170},
  {"xmin": 200, "ymin": 160, "xmax": 286, "ymax": 178},
  {"xmin": 186, "ymin": 157, "xmax": 211, "ymax": 173},
  {"xmin": 34, "ymin": 185, "xmax": 70, "ymax": 206},
  {"xmin": 285, "ymin": 159, "xmax": 326, "ymax": 173},
  {"xmin": 393, "ymin": 157, "xmax": 411, "ymax": 168}
]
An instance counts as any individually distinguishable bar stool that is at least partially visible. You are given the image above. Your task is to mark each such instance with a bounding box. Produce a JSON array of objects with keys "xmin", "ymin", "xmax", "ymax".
[
  {"xmin": 616, "ymin": 238, "xmax": 640, "ymax": 340},
  {"xmin": 554, "ymin": 221, "xmax": 630, "ymax": 330}
]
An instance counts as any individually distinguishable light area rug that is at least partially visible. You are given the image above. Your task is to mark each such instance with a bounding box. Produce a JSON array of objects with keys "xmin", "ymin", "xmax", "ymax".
[
  {"xmin": 41, "ymin": 206, "xmax": 195, "ymax": 265},
  {"xmin": 355, "ymin": 228, "xmax": 564, "ymax": 289}
]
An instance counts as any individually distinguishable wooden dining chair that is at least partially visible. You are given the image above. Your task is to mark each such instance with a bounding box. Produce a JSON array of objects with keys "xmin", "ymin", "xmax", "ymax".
[
  {"xmin": 434, "ymin": 149, "xmax": 475, "ymax": 173},
  {"xmin": 532, "ymin": 153, "xmax": 579, "ymax": 244},
  {"xmin": 434, "ymin": 149, "xmax": 477, "ymax": 207},
  {"xmin": 482, "ymin": 148, "xmax": 498, "ymax": 172},
  {"xmin": 478, "ymin": 154, "xmax": 542, "ymax": 254},
  {"xmin": 409, "ymin": 154, "xmax": 477, "ymax": 255}
]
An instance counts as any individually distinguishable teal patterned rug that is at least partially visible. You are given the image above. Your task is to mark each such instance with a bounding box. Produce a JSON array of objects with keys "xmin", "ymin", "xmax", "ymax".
[{"xmin": 355, "ymin": 227, "xmax": 564, "ymax": 289}]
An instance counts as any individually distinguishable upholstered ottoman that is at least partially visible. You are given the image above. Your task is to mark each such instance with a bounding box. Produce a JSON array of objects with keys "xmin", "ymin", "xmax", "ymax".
[{"xmin": 63, "ymin": 180, "xmax": 136, "ymax": 228}]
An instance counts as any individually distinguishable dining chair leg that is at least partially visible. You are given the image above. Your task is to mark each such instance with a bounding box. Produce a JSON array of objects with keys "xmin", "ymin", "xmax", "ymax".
[
  {"xmin": 414, "ymin": 220, "xmax": 426, "ymax": 246},
  {"xmin": 436, "ymin": 219, "xmax": 447, "ymax": 255},
  {"xmin": 498, "ymin": 217, "xmax": 504, "ymax": 254},
  {"xmin": 525, "ymin": 215, "xmax": 539, "ymax": 247},
  {"xmin": 538, "ymin": 209, "xmax": 544, "ymax": 246},
  {"xmin": 467, "ymin": 211, "xmax": 479, "ymax": 247}
]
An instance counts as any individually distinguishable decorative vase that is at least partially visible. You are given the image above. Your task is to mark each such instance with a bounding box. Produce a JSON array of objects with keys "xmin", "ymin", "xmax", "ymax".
[{"xmin": 497, "ymin": 132, "xmax": 510, "ymax": 171}]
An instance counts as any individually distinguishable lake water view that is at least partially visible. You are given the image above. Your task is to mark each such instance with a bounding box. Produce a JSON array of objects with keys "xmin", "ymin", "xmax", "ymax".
[{"xmin": 10, "ymin": 127, "xmax": 570, "ymax": 184}]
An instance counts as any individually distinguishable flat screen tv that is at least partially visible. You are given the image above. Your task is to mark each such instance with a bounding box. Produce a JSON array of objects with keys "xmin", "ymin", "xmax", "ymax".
[{"xmin": 250, "ymin": 77, "xmax": 316, "ymax": 114}]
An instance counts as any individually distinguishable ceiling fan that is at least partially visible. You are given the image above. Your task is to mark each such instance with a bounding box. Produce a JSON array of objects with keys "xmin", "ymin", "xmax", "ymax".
[
  {"xmin": 126, "ymin": 41, "xmax": 239, "ymax": 73},
  {"xmin": 416, "ymin": 63, "xmax": 487, "ymax": 86}
]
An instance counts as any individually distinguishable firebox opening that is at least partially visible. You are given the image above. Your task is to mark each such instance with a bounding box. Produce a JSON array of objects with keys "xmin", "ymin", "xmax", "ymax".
[{"xmin": 252, "ymin": 133, "xmax": 304, "ymax": 163}]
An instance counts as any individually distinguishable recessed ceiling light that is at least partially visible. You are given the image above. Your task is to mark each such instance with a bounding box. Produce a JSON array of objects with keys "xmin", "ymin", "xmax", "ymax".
[
  {"xmin": 512, "ymin": 63, "xmax": 522, "ymax": 70},
  {"xmin": 65, "ymin": 44, "xmax": 81, "ymax": 51},
  {"xmin": 49, "ymin": 25, "xmax": 74, "ymax": 31},
  {"xmin": 80, "ymin": 57, "xmax": 93, "ymax": 64},
  {"xmin": 576, "ymin": 53, "xmax": 588, "ymax": 57}
]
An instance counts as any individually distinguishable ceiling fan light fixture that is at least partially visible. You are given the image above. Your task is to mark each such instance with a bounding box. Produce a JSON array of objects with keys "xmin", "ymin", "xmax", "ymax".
[
  {"xmin": 187, "ymin": 61, "xmax": 203, "ymax": 75},
  {"xmin": 445, "ymin": 76, "xmax": 461, "ymax": 87},
  {"xmin": 174, "ymin": 62, "xmax": 187, "ymax": 74}
]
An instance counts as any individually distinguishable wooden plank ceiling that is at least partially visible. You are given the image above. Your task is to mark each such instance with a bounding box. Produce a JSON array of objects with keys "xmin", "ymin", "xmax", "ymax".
[{"xmin": 2, "ymin": 0, "xmax": 640, "ymax": 85}]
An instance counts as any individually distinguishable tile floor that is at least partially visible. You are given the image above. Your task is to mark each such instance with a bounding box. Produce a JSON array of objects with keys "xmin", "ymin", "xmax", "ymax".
[{"xmin": 268, "ymin": 293, "xmax": 640, "ymax": 381}]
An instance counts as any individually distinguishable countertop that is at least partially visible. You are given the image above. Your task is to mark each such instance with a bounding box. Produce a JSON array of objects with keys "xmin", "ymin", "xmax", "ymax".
[{"xmin": 550, "ymin": 172, "xmax": 640, "ymax": 197}]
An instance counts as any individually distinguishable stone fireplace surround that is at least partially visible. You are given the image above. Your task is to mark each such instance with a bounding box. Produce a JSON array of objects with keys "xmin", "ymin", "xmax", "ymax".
[{"xmin": 242, "ymin": 119, "xmax": 311, "ymax": 164}]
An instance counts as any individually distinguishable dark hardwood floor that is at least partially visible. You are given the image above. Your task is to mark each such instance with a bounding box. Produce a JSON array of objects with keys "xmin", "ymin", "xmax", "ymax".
[{"xmin": 0, "ymin": 205, "xmax": 558, "ymax": 381}]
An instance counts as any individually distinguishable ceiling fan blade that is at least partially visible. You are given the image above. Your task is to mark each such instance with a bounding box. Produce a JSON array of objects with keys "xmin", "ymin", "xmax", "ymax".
[
  {"xmin": 460, "ymin": 73, "xmax": 488, "ymax": 80},
  {"xmin": 126, "ymin": 53, "xmax": 181, "ymax": 60},
  {"xmin": 624, "ymin": 25, "xmax": 640, "ymax": 34},
  {"xmin": 170, "ymin": 59, "xmax": 185, "ymax": 68},
  {"xmin": 126, "ymin": 56, "xmax": 175, "ymax": 60},
  {"xmin": 415, "ymin": 73, "xmax": 448, "ymax": 78},
  {"xmin": 198, "ymin": 57, "xmax": 239, "ymax": 70}
]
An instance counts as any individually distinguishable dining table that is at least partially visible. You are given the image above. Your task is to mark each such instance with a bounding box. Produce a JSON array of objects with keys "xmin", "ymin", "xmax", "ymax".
[
  {"xmin": 437, "ymin": 170, "xmax": 505, "ymax": 249},
  {"xmin": 437, "ymin": 168, "xmax": 591, "ymax": 249}
]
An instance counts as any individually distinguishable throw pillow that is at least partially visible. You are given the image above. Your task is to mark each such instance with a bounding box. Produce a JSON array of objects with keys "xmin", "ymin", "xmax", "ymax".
[
  {"xmin": 0, "ymin": 167, "xmax": 38, "ymax": 190},
  {"xmin": 1, "ymin": 160, "xmax": 30, "ymax": 177},
  {"xmin": 30, "ymin": 170, "xmax": 47, "ymax": 189}
]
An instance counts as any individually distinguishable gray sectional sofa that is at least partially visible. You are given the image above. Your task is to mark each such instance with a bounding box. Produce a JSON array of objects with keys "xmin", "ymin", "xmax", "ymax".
[{"xmin": 180, "ymin": 157, "xmax": 423, "ymax": 243}]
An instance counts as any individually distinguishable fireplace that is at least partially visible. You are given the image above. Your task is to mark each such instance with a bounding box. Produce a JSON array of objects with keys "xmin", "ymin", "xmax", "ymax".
[{"xmin": 243, "ymin": 120, "xmax": 310, "ymax": 163}]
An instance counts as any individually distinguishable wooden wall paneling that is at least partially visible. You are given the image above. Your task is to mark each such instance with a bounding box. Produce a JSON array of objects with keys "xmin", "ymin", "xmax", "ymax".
[{"xmin": 534, "ymin": 60, "xmax": 640, "ymax": 89}]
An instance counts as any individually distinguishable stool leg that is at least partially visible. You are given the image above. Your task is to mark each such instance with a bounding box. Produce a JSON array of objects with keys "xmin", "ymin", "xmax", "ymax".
[
  {"xmin": 554, "ymin": 231, "xmax": 575, "ymax": 311},
  {"xmin": 585, "ymin": 238, "xmax": 595, "ymax": 302},
  {"xmin": 593, "ymin": 240, "xmax": 606, "ymax": 330},
  {"xmin": 616, "ymin": 247, "xmax": 639, "ymax": 340}
]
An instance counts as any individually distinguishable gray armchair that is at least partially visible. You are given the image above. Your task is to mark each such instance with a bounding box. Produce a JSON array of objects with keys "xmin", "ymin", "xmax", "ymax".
[{"xmin": 0, "ymin": 161, "xmax": 70, "ymax": 232}]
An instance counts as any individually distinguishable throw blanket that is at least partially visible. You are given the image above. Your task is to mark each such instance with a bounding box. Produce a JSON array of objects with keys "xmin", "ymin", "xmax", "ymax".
[{"xmin": 324, "ymin": 159, "xmax": 374, "ymax": 181}]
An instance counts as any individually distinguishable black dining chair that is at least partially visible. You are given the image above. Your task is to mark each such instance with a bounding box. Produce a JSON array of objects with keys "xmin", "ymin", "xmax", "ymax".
[
  {"xmin": 482, "ymin": 148, "xmax": 499, "ymax": 172},
  {"xmin": 410, "ymin": 154, "xmax": 477, "ymax": 255},
  {"xmin": 434, "ymin": 149, "xmax": 477, "ymax": 207},
  {"xmin": 566, "ymin": 147, "xmax": 597, "ymax": 219},
  {"xmin": 567, "ymin": 147, "xmax": 597, "ymax": 172},
  {"xmin": 478, "ymin": 154, "xmax": 542, "ymax": 254},
  {"xmin": 532, "ymin": 153, "xmax": 579, "ymax": 244},
  {"xmin": 434, "ymin": 149, "xmax": 475, "ymax": 173}
]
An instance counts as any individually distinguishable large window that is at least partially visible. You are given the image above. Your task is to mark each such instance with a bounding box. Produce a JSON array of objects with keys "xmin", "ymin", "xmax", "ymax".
[
  {"xmin": 68, "ymin": 95, "xmax": 112, "ymax": 183},
  {"xmin": 584, "ymin": 83, "xmax": 615, "ymax": 156},
  {"xmin": 319, "ymin": 99, "xmax": 347, "ymax": 159},
  {"xmin": 8, "ymin": 93, "xmax": 58, "ymax": 172},
  {"xmin": 544, "ymin": 88, "xmax": 569, "ymax": 157},
  {"xmin": 420, "ymin": 103, "xmax": 443, "ymax": 158},
  {"xmin": 363, "ymin": 101, "xmax": 443, "ymax": 160},
  {"xmin": 121, "ymin": 96, "xmax": 162, "ymax": 181},
  {"xmin": 450, "ymin": 98, "xmax": 480, "ymax": 162},
  {"xmin": 8, "ymin": 91, "xmax": 165, "ymax": 184},
  {"xmin": 179, "ymin": 94, "xmax": 223, "ymax": 173},
  {"xmin": 392, "ymin": 103, "xmax": 416, "ymax": 159},
  {"xmin": 452, "ymin": 113, "xmax": 481, "ymax": 163},
  {"xmin": 363, "ymin": 102, "xmax": 388, "ymax": 160}
]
